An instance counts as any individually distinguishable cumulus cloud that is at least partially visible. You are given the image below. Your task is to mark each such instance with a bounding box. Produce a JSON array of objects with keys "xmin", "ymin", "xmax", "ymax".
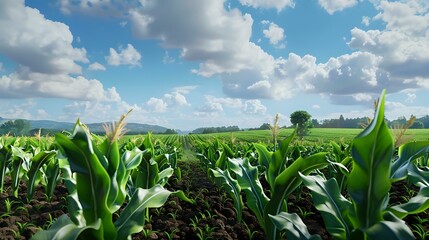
[
  {"xmin": 193, "ymin": 95, "xmax": 244, "ymax": 117},
  {"xmin": 58, "ymin": 0, "xmax": 428, "ymax": 107},
  {"xmin": 106, "ymin": 44, "xmax": 141, "ymax": 66},
  {"xmin": 0, "ymin": 0, "xmax": 119, "ymax": 102},
  {"xmin": 362, "ymin": 16, "xmax": 370, "ymax": 26},
  {"xmin": 146, "ymin": 97, "xmax": 168, "ymax": 112},
  {"xmin": 146, "ymin": 86, "xmax": 196, "ymax": 112},
  {"xmin": 348, "ymin": 1, "xmax": 429, "ymax": 80},
  {"xmin": 88, "ymin": 62, "xmax": 106, "ymax": 71},
  {"xmin": 129, "ymin": 0, "xmax": 275, "ymax": 78},
  {"xmin": 262, "ymin": 21, "xmax": 286, "ymax": 48},
  {"xmin": 61, "ymin": 100, "xmax": 145, "ymax": 123},
  {"xmin": 318, "ymin": 0, "xmax": 358, "ymax": 14},
  {"xmin": 0, "ymin": 0, "xmax": 88, "ymax": 75},
  {"xmin": 239, "ymin": 0, "xmax": 295, "ymax": 11},
  {"xmin": 0, "ymin": 72, "xmax": 120, "ymax": 101},
  {"xmin": 243, "ymin": 100, "xmax": 267, "ymax": 114},
  {"xmin": 59, "ymin": 0, "xmax": 138, "ymax": 17}
]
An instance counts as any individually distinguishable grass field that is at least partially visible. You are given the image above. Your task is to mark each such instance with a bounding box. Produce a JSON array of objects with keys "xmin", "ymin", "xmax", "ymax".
[{"xmin": 194, "ymin": 128, "xmax": 429, "ymax": 144}]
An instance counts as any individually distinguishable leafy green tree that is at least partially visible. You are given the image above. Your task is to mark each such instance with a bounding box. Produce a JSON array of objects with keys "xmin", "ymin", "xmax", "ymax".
[
  {"xmin": 163, "ymin": 128, "xmax": 178, "ymax": 134},
  {"xmin": 259, "ymin": 123, "xmax": 271, "ymax": 130},
  {"xmin": 0, "ymin": 119, "xmax": 30, "ymax": 136},
  {"xmin": 290, "ymin": 110, "xmax": 311, "ymax": 137}
]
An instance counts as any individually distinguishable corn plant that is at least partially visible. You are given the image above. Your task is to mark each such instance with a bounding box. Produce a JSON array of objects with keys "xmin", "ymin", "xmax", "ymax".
[
  {"xmin": 271, "ymin": 90, "xmax": 429, "ymax": 240},
  {"xmin": 0, "ymin": 136, "xmax": 16, "ymax": 193},
  {"xmin": 202, "ymin": 127, "xmax": 330, "ymax": 240},
  {"xmin": 31, "ymin": 116, "xmax": 189, "ymax": 240},
  {"xmin": 26, "ymin": 149, "xmax": 57, "ymax": 201}
]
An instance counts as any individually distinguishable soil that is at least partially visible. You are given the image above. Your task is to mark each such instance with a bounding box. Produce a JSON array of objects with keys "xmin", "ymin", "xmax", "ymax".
[{"xmin": 0, "ymin": 159, "xmax": 427, "ymax": 240}]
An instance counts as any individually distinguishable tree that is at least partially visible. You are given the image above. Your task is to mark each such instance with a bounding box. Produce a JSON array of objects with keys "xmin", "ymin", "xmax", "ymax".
[
  {"xmin": 259, "ymin": 123, "xmax": 271, "ymax": 130},
  {"xmin": 290, "ymin": 110, "xmax": 311, "ymax": 137},
  {"xmin": 0, "ymin": 119, "xmax": 30, "ymax": 136},
  {"xmin": 163, "ymin": 129, "xmax": 177, "ymax": 134}
]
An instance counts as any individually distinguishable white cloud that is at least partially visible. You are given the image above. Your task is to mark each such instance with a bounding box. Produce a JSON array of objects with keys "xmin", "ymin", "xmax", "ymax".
[
  {"xmin": 313, "ymin": 105, "xmax": 321, "ymax": 109},
  {"xmin": 243, "ymin": 100, "xmax": 267, "ymax": 114},
  {"xmin": 405, "ymin": 93, "xmax": 416, "ymax": 103},
  {"xmin": 352, "ymin": 93, "xmax": 373, "ymax": 102},
  {"xmin": 173, "ymin": 85, "xmax": 198, "ymax": 94},
  {"xmin": 262, "ymin": 22, "xmax": 286, "ymax": 48},
  {"xmin": 145, "ymin": 86, "xmax": 196, "ymax": 112},
  {"xmin": 318, "ymin": 0, "xmax": 358, "ymax": 14},
  {"xmin": 0, "ymin": 0, "xmax": 118, "ymax": 102},
  {"xmin": 59, "ymin": 0, "xmax": 137, "ymax": 17},
  {"xmin": 239, "ymin": 0, "xmax": 295, "ymax": 11},
  {"xmin": 129, "ymin": 0, "xmax": 276, "ymax": 78},
  {"xmin": 0, "ymin": 100, "xmax": 35, "ymax": 119},
  {"xmin": 164, "ymin": 92, "xmax": 190, "ymax": 107},
  {"xmin": 61, "ymin": 100, "xmax": 145, "ymax": 124},
  {"xmin": 0, "ymin": 0, "xmax": 88, "ymax": 75},
  {"xmin": 196, "ymin": 101, "xmax": 223, "ymax": 113},
  {"xmin": 36, "ymin": 109, "xmax": 49, "ymax": 119},
  {"xmin": 0, "ymin": 73, "xmax": 120, "ymax": 101},
  {"xmin": 146, "ymin": 97, "xmax": 168, "ymax": 112},
  {"xmin": 88, "ymin": 62, "xmax": 106, "ymax": 71},
  {"xmin": 163, "ymin": 51, "xmax": 175, "ymax": 64},
  {"xmin": 362, "ymin": 16, "xmax": 370, "ymax": 26},
  {"xmin": 106, "ymin": 44, "xmax": 141, "ymax": 66},
  {"xmin": 385, "ymin": 102, "xmax": 429, "ymax": 121},
  {"xmin": 349, "ymin": 1, "xmax": 429, "ymax": 80}
]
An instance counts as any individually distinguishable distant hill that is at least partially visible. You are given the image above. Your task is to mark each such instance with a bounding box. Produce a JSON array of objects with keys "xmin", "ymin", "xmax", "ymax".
[{"xmin": 1, "ymin": 118, "xmax": 169, "ymax": 134}]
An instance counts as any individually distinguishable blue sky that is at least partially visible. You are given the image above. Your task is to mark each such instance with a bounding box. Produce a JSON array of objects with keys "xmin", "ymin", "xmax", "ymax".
[{"xmin": 0, "ymin": 0, "xmax": 428, "ymax": 131}]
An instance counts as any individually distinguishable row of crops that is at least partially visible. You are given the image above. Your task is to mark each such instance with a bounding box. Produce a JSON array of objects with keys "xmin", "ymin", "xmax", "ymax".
[
  {"xmin": 1, "ymin": 90, "xmax": 429, "ymax": 239},
  {"xmin": 0, "ymin": 116, "xmax": 193, "ymax": 239},
  {"xmin": 189, "ymin": 91, "xmax": 429, "ymax": 240}
]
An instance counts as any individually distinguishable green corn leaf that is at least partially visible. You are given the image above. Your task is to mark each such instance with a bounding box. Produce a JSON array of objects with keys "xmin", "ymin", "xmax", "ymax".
[
  {"xmin": 114, "ymin": 185, "xmax": 172, "ymax": 240},
  {"xmin": 222, "ymin": 142, "xmax": 234, "ymax": 158},
  {"xmin": 45, "ymin": 159, "xmax": 60, "ymax": 201},
  {"xmin": 215, "ymin": 150, "xmax": 228, "ymax": 170},
  {"xmin": 31, "ymin": 214, "xmax": 102, "ymax": 240},
  {"xmin": 228, "ymin": 157, "xmax": 270, "ymax": 228},
  {"xmin": 210, "ymin": 167, "xmax": 244, "ymax": 222},
  {"xmin": 269, "ymin": 212, "xmax": 322, "ymax": 240},
  {"xmin": 364, "ymin": 212, "xmax": 414, "ymax": 240},
  {"xmin": 348, "ymin": 89, "xmax": 393, "ymax": 228},
  {"xmin": 407, "ymin": 163, "xmax": 429, "ymax": 187},
  {"xmin": 264, "ymin": 152, "xmax": 329, "ymax": 240},
  {"xmin": 0, "ymin": 138, "xmax": 15, "ymax": 192},
  {"xmin": 388, "ymin": 186, "xmax": 429, "ymax": 219},
  {"xmin": 55, "ymin": 120, "xmax": 115, "ymax": 239},
  {"xmin": 171, "ymin": 189, "xmax": 195, "ymax": 205},
  {"xmin": 300, "ymin": 173, "xmax": 352, "ymax": 239},
  {"xmin": 254, "ymin": 143, "xmax": 272, "ymax": 171},
  {"xmin": 391, "ymin": 141, "xmax": 429, "ymax": 182},
  {"xmin": 123, "ymin": 148, "xmax": 144, "ymax": 171},
  {"xmin": 134, "ymin": 157, "xmax": 159, "ymax": 189},
  {"xmin": 157, "ymin": 167, "xmax": 174, "ymax": 186},
  {"xmin": 26, "ymin": 150, "xmax": 56, "ymax": 201},
  {"xmin": 141, "ymin": 133, "xmax": 155, "ymax": 161}
]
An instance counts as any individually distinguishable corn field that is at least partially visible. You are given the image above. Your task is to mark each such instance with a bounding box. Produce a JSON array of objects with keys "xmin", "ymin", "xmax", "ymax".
[{"xmin": 1, "ymin": 90, "xmax": 429, "ymax": 239}]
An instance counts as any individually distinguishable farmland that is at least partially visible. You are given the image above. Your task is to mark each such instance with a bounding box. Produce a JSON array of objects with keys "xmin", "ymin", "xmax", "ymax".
[{"xmin": 1, "ymin": 94, "xmax": 429, "ymax": 239}]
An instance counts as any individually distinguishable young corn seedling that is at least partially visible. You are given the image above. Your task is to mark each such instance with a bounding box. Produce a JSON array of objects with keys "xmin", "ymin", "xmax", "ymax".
[{"xmin": 32, "ymin": 111, "xmax": 193, "ymax": 240}]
